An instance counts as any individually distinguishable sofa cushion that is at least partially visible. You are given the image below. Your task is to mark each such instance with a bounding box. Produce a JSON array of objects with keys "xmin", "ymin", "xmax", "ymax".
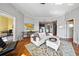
[
  {"xmin": 35, "ymin": 33, "xmax": 39, "ymax": 37},
  {"xmin": 32, "ymin": 33, "xmax": 41, "ymax": 41},
  {"xmin": 38, "ymin": 33, "xmax": 46, "ymax": 39}
]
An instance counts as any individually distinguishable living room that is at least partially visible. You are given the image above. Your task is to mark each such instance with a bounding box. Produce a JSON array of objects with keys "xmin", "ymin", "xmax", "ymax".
[{"xmin": 0, "ymin": 3, "xmax": 79, "ymax": 56}]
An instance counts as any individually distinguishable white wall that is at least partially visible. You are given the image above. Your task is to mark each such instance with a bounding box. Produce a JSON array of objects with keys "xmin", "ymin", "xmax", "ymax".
[
  {"xmin": 24, "ymin": 18, "xmax": 33, "ymax": 24},
  {"xmin": 57, "ymin": 16, "xmax": 67, "ymax": 38},
  {"xmin": 0, "ymin": 3, "xmax": 24, "ymax": 41}
]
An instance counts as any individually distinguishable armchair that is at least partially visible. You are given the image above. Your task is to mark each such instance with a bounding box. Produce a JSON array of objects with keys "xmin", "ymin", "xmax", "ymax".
[{"xmin": 31, "ymin": 33, "xmax": 53, "ymax": 46}]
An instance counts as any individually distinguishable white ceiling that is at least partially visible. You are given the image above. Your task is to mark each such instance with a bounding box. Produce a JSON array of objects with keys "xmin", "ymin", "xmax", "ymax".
[{"xmin": 12, "ymin": 3, "xmax": 79, "ymax": 17}]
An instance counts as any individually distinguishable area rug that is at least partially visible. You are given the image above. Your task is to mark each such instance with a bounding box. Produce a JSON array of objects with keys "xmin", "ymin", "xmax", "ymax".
[{"xmin": 25, "ymin": 40, "xmax": 76, "ymax": 56}]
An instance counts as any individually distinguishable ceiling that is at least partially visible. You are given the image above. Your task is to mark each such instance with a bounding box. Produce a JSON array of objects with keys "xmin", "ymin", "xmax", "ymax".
[{"xmin": 12, "ymin": 3, "xmax": 79, "ymax": 17}]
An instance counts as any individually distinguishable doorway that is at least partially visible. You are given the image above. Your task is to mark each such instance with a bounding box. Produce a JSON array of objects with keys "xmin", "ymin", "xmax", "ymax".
[
  {"xmin": 39, "ymin": 21, "xmax": 57, "ymax": 36},
  {"xmin": 66, "ymin": 19, "xmax": 74, "ymax": 42}
]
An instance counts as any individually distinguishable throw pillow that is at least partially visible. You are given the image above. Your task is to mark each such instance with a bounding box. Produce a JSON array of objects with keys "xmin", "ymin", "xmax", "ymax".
[
  {"xmin": 0, "ymin": 47, "xmax": 3, "ymax": 52},
  {"xmin": 46, "ymin": 32, "xmax": 49, "ymax": 36},
  {"xmin": 32, "ymin": 36, "xmax": 37, "ymax": 41},
  {"xmin": 34, "ymin": 33, "xmax": 40, "ymax": 39}
]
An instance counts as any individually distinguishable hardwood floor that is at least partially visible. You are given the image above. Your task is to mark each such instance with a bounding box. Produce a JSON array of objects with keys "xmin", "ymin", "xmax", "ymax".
[
  {"xmin": 6, "ymin": 37, "xmax": 31, "ymax": 56},
  {"xmin": 72, "ymin": 43, "xmax": 79, "ymax": 56},
  {"xmin": 68, "ymin": 38, "xmax": 79, "ymax": 56},
  {"xmin": 6, "ymin": 37, "xmax": 79, "ymax": 56}
]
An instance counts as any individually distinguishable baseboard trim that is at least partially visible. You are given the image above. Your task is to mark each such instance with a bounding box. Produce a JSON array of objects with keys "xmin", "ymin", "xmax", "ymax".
[{"xmin": 60, "ymin": 37, "xmax": 73, "ymax": 41}]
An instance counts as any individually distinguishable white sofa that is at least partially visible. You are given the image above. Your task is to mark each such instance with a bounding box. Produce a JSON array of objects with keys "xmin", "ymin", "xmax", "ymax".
[
  {"xmin": 31, "ymin": 33, "xmax": 53, "ymax": 46},
  {"xmin": 46, "ymin": 36, "xmax": 60, "ymax": 51}
]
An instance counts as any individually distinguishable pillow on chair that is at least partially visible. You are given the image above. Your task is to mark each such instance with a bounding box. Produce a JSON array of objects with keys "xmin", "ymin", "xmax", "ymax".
[
  {"xmin": 32, "ymin": 35, "xmax": 40, "ymax": 41},
  {"xmin": 32, "ymin": 33, "xmax": 41, "ymax": 41},
  {"xmin": 0, "ymin": 47, "xmax": 3, "ymax": 52},
  {"xmin": 32, "ymin": 36, "xmax": 37, "ymax": 41},
  {"xmin": 34, "ymin": 33, "xmax": 40, "ymax": 38},
  {"xmin": 46, "ymin": 32, "xmax": 49, "ymax": 36}
]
